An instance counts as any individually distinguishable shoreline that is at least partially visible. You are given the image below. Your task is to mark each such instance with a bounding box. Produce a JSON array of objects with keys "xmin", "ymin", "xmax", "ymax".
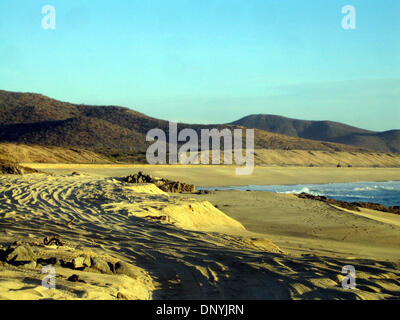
[
  {"xmin": 199, "ymin": 181, "xmax": 400, "ymax": 208},
  {"xmin": 182, "ymin": 189, "xmax": 400, "ymax": 261},
  {"xmin": 22, "ymin": 164, "xmax": 400, "ymax": 187},
  {"xmin": 199, "ymin": 179, "xmax": 400, "ymax": 187}
]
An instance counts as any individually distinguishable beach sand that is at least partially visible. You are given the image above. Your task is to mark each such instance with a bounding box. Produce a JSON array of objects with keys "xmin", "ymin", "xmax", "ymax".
[
  {"xmin": 21, "ymin": 163, "xmax": 400, "ymax": 186},
  {"xmin": 0, "ymin": 165, "xmax": 399, "ymax": 300},
  {"xmin": 183, "ymin": 191, "xmax": 400, "ymax": 261}
]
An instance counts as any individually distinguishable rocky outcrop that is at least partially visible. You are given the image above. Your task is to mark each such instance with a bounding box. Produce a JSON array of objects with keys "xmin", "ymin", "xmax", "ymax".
[
  {"xmin": 114, "ymin": 261, "xmax": 139, "ymax": 279},
  {"xmin": 157, "ymin": 181, "xmax": 196, "ymax": 193},
  {"xmin": 0, "ymin": 241, "xmax": 145, "ymax": 283},
  {"xmin": 73, "ymin": 256, "xmax": 91, "ymax": 269},
  {"xmin": 90, "ymin": 257, "xmax": 114, "ymax": 274},
  {"xmin": 0, "ymin": 163, "xmax": 23, "ymax": 175},
  {"xmin": 67, "ymin": 274, "xmax": 86, "ymax": 283},
  {"xmin": 0, "ymin": 161, "xmax": 40, "ymax": 175},
  {"xmin": 297, "ymin": 192, "xmax": 400, "ymax": 215},
  {"xmin": 4, "ymin": 244, "xmax": 35, "ymax": 264},
  {"xmin": 124, "ymin": 171, "xmax": 196, "ymax": 193},
  {"xmin": 352, "ymin": 202, "xmax": 400, "ymax": 215},
  {"xmin": 0, "ymin": 243, "xmax": 36, "ymax": 267}
]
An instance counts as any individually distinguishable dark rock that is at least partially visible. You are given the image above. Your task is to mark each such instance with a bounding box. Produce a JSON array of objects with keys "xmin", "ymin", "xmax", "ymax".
[
  {"xmin": 158, "ymin": 181, "xmax": 196, "ymax": 193},
  {"xmin": 37, "ymin": 257, "xmax": 59, "ymax": 266},
  {"xmin": 67, "ymin": 274, "xmax": 86, "ymax": 283},
  {"xmin": 297, "ymin": 193, "xmax": 400, "ymax": 215},
  {"xmin": 124, "ymin": 172, "xmax": 196, "ymax": 193},
  {"xmin": 58, "ymin": 259, "xmax": 72, "ymax": 269},
  {"xmin": 0, "ymin": 162, "xmax": 40, "ymax": 175},
  {"xmin": 108, "ymin": 262, "xmax": 116, "ymax": 273},
  {"xmin": 0, "ymin": 246, "xmax": 7, "ymax": 262},
  {"xmin": 90, "ymin": 257, "xmax": 113, "ymax": 274},
  {"xmin": 73, "ymin": 256, "xmax": 91, "ymax": 269},
  {"xmin": 5, "ymin": 244, "xmax": 35, "ymax": 264},
  {"xmin": 124, "ymin": 171, "xmax": 153, "ymax": 184},
  {"xmin": 114, "ymin": 261, "xmax": 138, "ymax": 279},
  {"xmin": 197, "ymin": 190, "xmax": 211, "ymax": 195},
  {"xmin": 117, "ymin": 292, "xmax": 129, "ymax": 300},
  {"xmin": 145, "ymin": 215, "xmax": 167, "ymax": 222},
  {"xmin": 0, "ymin": 163, "xmax": 23, "ymax": 175}
]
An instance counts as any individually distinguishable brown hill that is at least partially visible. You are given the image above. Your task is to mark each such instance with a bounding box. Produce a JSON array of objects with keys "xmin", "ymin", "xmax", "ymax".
[
  {"xmin": 0, "ymin": 116, "xmax": 147, "ymax": 153},
  {"xmin": 0, "ymin": 90, "xmax": 373, "ymax": 157},
  {"xmin": 231, "ymin": 114, "xmax": 400, "ymax": 153}
]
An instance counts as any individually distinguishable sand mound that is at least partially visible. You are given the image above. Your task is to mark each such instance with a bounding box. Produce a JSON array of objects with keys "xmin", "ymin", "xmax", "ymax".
[
  {"xmin": 103, "ymin": 181, "xmax": 246, "ymax": 232},
  {"xmin": 154, "ymin": 201, "xmax": 246, "ymax": 232}
]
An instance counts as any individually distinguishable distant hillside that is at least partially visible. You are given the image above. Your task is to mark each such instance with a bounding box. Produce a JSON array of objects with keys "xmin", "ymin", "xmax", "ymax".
[
  {"xmin": 0, "ymin": 116, "xmax": 147, "ymax": 154},
  {"xmin": 0, "ymin": 90, "xmax": 371, "ymax": 158},
  {"xmin": 231, "ymin": 114, "xmax": 400, "ymax": 153}
]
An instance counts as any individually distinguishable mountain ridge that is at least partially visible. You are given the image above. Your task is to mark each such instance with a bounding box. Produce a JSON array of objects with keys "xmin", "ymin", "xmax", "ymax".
[
  {"xmin": 231, "ymin": 114, "xmax": 400, "ymax": 153},
  {"xmin": 0, "ymin": 90, "xmax": 391, "ymax": 157}
]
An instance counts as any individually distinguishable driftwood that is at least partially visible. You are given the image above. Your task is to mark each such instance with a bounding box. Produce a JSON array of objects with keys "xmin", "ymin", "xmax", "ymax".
[
  {"xmin": 43, "ymin": 235, "xmax": 64, "ymax": 246},
  {"xmin": 145, "ymin": 215, "xmax": 169, "ymax": 222},
  {"xmin": 66, "ymin": 217, "xmax": 75, "ymax": 226}
]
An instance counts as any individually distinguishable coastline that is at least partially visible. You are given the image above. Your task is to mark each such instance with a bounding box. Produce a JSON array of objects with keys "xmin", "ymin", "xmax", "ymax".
[
  {"xmin": 181, "ymin": 190, "xmax": 400, "ymax": 261},
  {"xmin": 22, "ymin": 163, "xmax": 400, "ymax": 187}
]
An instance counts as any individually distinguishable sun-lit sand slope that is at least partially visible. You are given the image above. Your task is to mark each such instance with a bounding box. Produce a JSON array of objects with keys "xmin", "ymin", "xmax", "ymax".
[
  {"xmin": 186, "ymin": 149, "xmax": 400, "ymax": 167},
  {"xmin": 253, "ymin": 149, "xmax": 400, "ymax": 167},
  {"xmin": 0, "ymin": 143, "xmax": 111, "ymax": 164},
  {"xmin": 4, "ymin": 142, "xmax": 400, "ymax": 167},
  {"xmin": 1, "ymin": 173, "xmax": 400, "ymax": 299}
]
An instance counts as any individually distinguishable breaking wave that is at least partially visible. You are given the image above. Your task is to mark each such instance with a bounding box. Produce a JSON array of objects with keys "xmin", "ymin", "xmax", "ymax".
[{"xmin": 201, "ymin": 181, "xmax": 400, "ymax": 207}]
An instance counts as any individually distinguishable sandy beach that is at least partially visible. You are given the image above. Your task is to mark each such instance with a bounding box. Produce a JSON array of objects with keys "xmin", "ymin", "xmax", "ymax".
[
  {"xmin": 1, "ymin": 165, "xmax": 400, "ymax": 300},
  {"xmin": 21, "ymin": 163, "xmax": 400, "ymax": 186}
]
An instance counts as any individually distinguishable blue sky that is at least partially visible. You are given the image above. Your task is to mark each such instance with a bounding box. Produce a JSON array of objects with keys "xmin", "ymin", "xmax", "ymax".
[{"xmin": 0, "ymin": 0, "xmax": 398, "ymax": 130}]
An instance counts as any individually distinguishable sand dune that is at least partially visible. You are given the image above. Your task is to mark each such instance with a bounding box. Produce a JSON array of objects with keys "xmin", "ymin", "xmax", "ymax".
[
  {"xmin": 1, "ymin": 171, "xmax": 400, "ymax": 300},
  {"xmin": 253, "ymin": 149, "xmax": 400, "ymax": 167}
]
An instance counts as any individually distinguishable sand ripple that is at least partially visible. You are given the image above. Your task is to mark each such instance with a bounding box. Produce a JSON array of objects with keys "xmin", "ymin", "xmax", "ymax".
[{"xmin": 0, "ymin": 174, "xmax": 399, "ymax": 300}]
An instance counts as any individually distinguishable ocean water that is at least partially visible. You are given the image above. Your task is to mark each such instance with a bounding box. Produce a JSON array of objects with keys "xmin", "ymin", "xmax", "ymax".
[{"xmin": 200, "ymin": 181, "xmax": 400, "ymax": 207}]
